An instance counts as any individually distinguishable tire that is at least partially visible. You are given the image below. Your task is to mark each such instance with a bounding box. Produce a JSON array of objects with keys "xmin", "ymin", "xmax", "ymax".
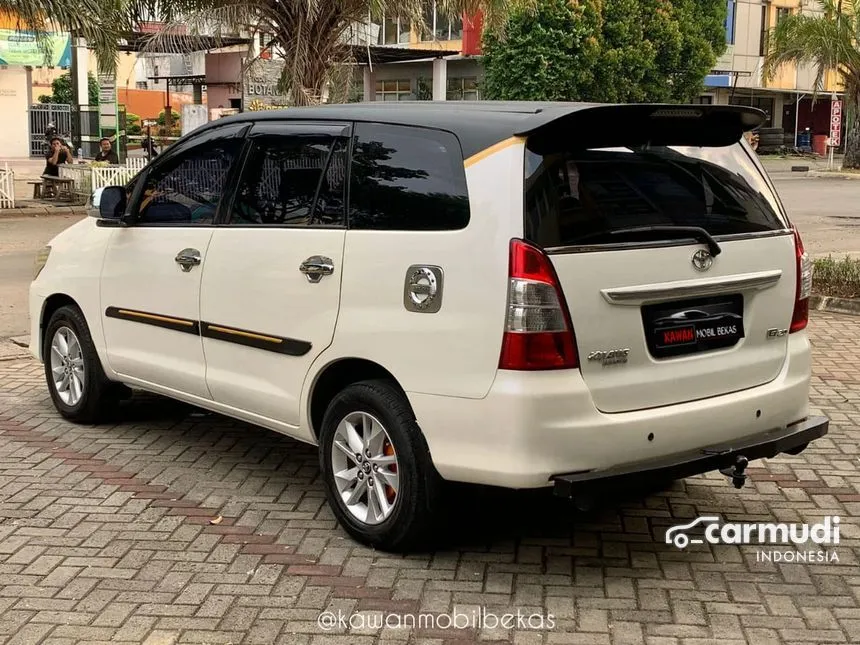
[
  {"xmin": 319, "ymin": 379, "xmax": 445, "ymax": 552},
  {"xmin": 43, "ymin": 305, "xmax": 122, "ymax": 424}
]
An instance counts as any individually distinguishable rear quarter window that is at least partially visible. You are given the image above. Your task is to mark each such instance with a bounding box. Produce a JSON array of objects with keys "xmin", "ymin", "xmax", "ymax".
[
  {"xmin": 348, "ymin": 122, "xmax": 470, "ymax": 231},
  {"xmin": 524, "ymin": 142, "xmax": 789, "ymax": 249}
]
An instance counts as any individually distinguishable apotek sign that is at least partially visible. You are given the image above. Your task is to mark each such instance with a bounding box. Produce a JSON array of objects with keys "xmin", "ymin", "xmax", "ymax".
[{"xmin": 830, "ymin": 99, "xmax": 843, "ymax": 147}]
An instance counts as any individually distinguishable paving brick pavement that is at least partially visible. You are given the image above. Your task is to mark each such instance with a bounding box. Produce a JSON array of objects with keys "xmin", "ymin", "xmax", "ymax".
[{"xmin": 0, "ymin": 311, "xmax": 858, "ymax": 645}]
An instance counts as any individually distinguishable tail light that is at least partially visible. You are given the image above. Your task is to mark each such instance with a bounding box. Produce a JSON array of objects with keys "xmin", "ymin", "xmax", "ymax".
[
  {"xmin": 498, "ymin": 239, "xmax": 579, "ymax": 370},
  {"xmin": 790, "ymin": 227, "xmax": 812, "ymax": 333}
]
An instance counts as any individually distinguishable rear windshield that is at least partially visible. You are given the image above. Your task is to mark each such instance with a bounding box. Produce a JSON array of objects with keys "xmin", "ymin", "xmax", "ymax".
[{"xmin": 524, "ymin": 142, "xmax": 789, "ymax": 249}]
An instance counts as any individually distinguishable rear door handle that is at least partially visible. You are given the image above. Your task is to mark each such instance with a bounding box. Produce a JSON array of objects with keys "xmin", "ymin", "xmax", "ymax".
[
  {"xmin": 299, "ymin": 256, "xmax": 334, "ymax": 283},
  {"xmin": 175, "ymin": 248, "xmax": 201, "ymax": 272}
]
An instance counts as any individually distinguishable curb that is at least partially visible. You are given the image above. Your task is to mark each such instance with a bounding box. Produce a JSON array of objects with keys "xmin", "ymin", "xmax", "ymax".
[
  {"xmin": 0, "ymin": 206, "xmax": 87, "ymax": 219},
  {"xmin": 807, "ymin": 170, "xmax": 860, "ymax": 180},
  {"xmin": 810, "ymin": 294, "xmax": 860, "ymax": 316}
]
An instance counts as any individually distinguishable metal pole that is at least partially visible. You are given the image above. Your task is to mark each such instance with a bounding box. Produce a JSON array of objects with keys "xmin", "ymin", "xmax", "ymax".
[
  {"xmin": 69, "ymin": 30, "xmax": 81, "ymax": 155},
  {"xmin": 795, "ymin": 93, "xmax": 802, "ymax": 148}
]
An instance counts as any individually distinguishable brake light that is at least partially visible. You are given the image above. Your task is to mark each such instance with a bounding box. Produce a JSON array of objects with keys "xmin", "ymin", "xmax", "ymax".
[
  {"xmin": 790, "ymin": 227, "xmax": 812, "ymax": 333},
  {"xmin": 499, "ymin": 239, "xmax": 579, "ymax": 370}
]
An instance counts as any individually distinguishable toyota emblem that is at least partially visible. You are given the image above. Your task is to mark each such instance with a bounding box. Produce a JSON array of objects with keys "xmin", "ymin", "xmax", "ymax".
[{"xmin": 691, "ymin": 249, "xmax": 713, "ymax": 272}]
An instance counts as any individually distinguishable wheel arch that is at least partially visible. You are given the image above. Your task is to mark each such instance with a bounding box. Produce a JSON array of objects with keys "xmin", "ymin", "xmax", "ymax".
[
  {"xmin": 307, "ymin": 357, "xmax": 413, "ymax": 442},
  {"xmin": 38, "ymin": 293, "xmax": 80, "ymax": 360}
]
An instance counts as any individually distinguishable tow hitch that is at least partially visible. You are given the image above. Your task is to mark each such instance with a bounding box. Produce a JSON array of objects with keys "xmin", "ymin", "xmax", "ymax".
[{"xmin": 719, "ymin": 455, "xmax": 749, "ymax": 489}]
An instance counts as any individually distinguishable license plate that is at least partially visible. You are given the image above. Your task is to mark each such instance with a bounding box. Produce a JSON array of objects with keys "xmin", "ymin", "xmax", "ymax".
[{"xmin": 642, "ymin": 294, "xmax": 745, "ymax": 359}]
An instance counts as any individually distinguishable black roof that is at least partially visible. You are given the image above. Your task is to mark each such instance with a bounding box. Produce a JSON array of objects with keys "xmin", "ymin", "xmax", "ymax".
[{"xmin": 194, "ymin": 101, "xmax": 767, "ymax": 159}]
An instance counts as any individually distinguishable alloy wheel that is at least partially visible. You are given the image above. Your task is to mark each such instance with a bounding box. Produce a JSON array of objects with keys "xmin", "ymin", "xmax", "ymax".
[
  {"xmin": 49, "ymin": 326, "xmax": 86, "ymax": 406},
  {"xmin": 330, "ymin": 411, "xmax": 400, "ymax": 525}
]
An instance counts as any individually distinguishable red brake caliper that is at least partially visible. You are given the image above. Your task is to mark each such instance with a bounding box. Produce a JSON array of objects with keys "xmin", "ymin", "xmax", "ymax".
[{"xmin": 383, "ymin": 439, "xmax": 396, "ymax": 503}]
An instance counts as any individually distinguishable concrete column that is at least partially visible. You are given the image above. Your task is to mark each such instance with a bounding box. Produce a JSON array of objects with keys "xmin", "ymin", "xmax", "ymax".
[
  {"xmin": 432, "ymin": 57, "xmax": 447, "ymax": 101},
  {"xmin": 772, "ymin": 93, "xmax": 784, "ymax": 129},
  {"xmin": 72, "ymin": 37, "xmax": 89, "ymax": 107},
  {"xmin": 363, "ymin": 66, "xmax": 375, "ymax": 101}
]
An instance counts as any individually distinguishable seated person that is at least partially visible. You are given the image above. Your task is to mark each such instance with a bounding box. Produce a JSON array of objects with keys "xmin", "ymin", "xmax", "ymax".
[
  {"xmin": 94, "ymin": 137, "xmax": 119, "ymax": 164},
  {"xmin": 43, "ymin": 137, "xmax": 72, "ymax": 197},
  {"xmin": 43, "ymin": 137, "xmax": 71, "ymax": 177}
]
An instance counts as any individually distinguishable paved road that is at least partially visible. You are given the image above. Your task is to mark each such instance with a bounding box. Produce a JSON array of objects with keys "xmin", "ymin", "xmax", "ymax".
[
  {"xmin": 0, "ymin": 176, "xmax": 858, "ymax": 338},
  {"xmin": 771, "ymin": 178, "xmax": 860, "ymax": 259},
  {"xmin": 0, "ymin": 312, "xmax": 857, "ymax": 644},
  {"xmin": 0, "ymin": 215, "xmax": 84, "ymax": 338}
]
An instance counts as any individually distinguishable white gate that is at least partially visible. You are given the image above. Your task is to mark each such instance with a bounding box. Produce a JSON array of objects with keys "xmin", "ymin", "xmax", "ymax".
[
  {"xmin": 0, "ymin": 163, "xmax": 15, "ymax": 209},
  {"xmin": 91, "ymin": 165, "xmax": 142, "ymax": 189}
]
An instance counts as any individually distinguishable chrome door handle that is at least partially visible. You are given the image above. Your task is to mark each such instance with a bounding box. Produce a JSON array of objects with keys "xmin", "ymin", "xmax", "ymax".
[
  {"xmin": 299, "ymin": 256, "xmax": 334, "ymax": 283},
  {"xmin": 175, "ymin": 248, "xmax": 201, "ymax": 272}
]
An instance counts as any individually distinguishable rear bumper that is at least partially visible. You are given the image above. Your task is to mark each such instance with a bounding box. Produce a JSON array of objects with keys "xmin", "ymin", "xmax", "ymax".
[
  {"xmin": 408, "ymin": 332, "xmax": 817, "ymax": 489},
  {"xmin": 553, "ymin": 414, "xmax": 829, "ymax": 498}
]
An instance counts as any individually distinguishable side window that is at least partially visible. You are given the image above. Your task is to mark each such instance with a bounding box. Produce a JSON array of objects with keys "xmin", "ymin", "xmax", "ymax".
[
  {"xmin": 230, "ymin": 134, "xmax": 347, "ymax": 227},
  {"xmin": 348, "ymin": 123, "xmax": 470, "ymax": 231},
  {"xmin": 135, "ymin": 135, "xmax": 241, "ymax": 225}
]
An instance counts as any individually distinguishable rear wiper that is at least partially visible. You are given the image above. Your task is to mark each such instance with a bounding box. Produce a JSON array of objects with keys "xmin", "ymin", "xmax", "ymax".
[{"xmin": 609, "ymin": 226, "xmax": 722, "ymax": 256}]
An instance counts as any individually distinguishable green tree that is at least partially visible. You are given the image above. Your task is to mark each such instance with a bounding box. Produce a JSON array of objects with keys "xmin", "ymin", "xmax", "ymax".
[
  {"xmin": 481, "ymin": 0, "xmax": 601, "ymax": 101},
  {"xmin": 764, "ymin": 0, "xmax": 859, "ymax": 168},
  {"xmin": 38, "ymin": 72, "xmax": 99, "ymax": 105},
  {"xmin": 482, "ymin": 0, "xmax": 727, "ymax": 103}
]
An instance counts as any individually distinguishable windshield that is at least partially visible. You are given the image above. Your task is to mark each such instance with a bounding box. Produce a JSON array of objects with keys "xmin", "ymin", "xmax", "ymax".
[{"xmin": 524, "ymin": 142, "xmax": 789, "ymax": 249}]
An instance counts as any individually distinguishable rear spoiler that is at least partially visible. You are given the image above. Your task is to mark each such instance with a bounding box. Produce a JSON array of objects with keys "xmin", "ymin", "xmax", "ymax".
[{"xmin": 515, "ymin": 104, "xmax": 766, "ymax": 154}]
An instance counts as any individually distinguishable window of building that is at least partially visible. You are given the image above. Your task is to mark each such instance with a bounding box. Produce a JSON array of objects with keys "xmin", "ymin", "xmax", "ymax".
[
  {"xmin": 776, "ymin": 7, "xmax": 791, "ymax": 24},
  {"xmin": 726, "ymin": 0, "xmax": 736, "ymax": 44},
  {"xmin": 446, "ymin": 77, "xmax": 480, "ymax": 101},
  {"xmin": 349, "ymin": 123, "xmax": 470, "ymax": 231},
  {"xmin": 375, "ymin": 79, "xmax": 413, "ymax": 101},
  {"xmin": 135, "ymin": 131, "xmax": 243, "ymax": 225},
  {"xmin": 378, "ymin": 15, "xmax": 411, "ymax": 44},
  {"xmin": 420, "ymin": 1, "xmax": 463, "ymax": 41},
  {"xmin": 230, "ymin": 135, "xmax": 347, "ymax": 227},
  {"xmin": 759, "ymin": 4, "xmax": 770, "ymax": 56},
  {"xmin": 693, "ymin": 95, "xmax": 714, "ymax": 104},
  {"xmin": 136, "ymin": 81, "xmax": 148, "ymax": 90}
]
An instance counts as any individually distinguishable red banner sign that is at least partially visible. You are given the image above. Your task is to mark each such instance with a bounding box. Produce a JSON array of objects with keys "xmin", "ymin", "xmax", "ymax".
[{"xmin": 830, "ymin": 99, "xmax": 843, "ymax": 147}]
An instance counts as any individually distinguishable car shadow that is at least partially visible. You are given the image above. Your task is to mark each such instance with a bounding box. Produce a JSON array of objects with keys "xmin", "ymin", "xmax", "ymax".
[{"xmin": 108, "ymin": 391, "xmax": 692, "ymax": 555}]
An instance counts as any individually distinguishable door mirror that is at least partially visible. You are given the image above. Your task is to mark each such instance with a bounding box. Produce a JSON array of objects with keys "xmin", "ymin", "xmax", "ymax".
[{"xmin": 96, "ymin": 186, "xmax": 127, "ymax": 227}]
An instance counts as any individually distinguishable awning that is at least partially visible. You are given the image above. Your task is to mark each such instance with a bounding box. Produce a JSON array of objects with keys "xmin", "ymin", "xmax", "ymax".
[
  {"xmin": 348, "ymin": 44, "xmax": 454, "ymax": 65},
  {"xmin": 118, "ymin": 32, "xmax": 251, "ymax": 53}
]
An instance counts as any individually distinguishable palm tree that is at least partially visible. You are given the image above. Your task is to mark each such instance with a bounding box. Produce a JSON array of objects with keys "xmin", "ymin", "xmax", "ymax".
[
  {"xmin": 136, "ymin": 0, "xmax": 528, "ymax": 106},
  {"xmin": 764, "ymin": 0, "xmax": 860, "ymax": 168}
]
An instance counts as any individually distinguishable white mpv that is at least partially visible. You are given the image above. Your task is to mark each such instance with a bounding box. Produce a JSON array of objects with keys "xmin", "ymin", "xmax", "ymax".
[{"xmin": 29, "ymin": 102, "xmax": 829, "ymax": 551}]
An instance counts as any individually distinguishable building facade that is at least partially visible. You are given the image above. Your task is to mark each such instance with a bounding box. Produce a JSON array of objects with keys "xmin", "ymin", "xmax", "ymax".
[
  {"xmin": 348, "ymin": 3, "xmax": 485, "ymax": 102},
  {"xmin": 701, "ymin": 0, "xmax": 843, "ymax": 150}
]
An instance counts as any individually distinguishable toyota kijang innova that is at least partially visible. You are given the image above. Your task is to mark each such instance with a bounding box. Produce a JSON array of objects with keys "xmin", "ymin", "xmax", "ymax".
[{"xmin": 29, "ymin": 102, "xmax": 829, "ymax": 550}]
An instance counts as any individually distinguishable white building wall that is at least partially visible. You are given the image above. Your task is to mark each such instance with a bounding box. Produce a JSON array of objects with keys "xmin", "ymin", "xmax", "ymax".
[{"xmin": 0, "ymin": 67, "xmax": 33, "ymax": 158}]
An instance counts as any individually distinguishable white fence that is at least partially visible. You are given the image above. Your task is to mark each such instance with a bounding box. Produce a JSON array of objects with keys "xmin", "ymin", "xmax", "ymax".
[
  {"xmin": 0, "ymin": 163, "xmax": 14, "ymax": 209},
  {"xmin": 59, "ymin": 157, "xmax": 148, "ymax": 203}
]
